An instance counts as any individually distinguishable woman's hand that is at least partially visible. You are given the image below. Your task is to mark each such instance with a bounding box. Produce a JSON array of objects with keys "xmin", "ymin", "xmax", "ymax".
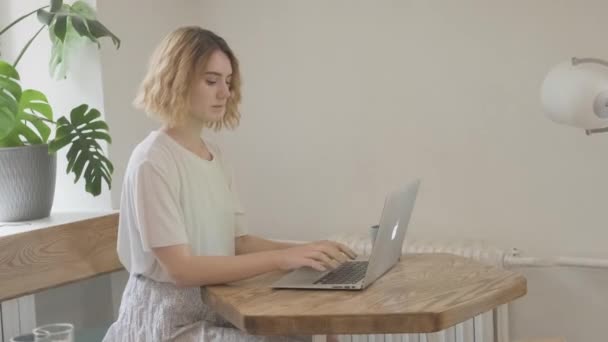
[{"xmin": 274, "ymin": 240, "xmax": 358, "ymax": 272}]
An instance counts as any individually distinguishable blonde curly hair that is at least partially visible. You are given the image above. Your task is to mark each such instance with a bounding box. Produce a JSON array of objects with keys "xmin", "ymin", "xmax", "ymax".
[{"xmin": 134, "ymin": 26, "xmax": 242, "ymax": 130}]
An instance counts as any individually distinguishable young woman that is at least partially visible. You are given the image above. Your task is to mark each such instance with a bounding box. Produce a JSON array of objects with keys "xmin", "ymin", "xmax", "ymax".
[{"xmin": 103, "ymin": 26, "xmax": 355, "ymax": 342}]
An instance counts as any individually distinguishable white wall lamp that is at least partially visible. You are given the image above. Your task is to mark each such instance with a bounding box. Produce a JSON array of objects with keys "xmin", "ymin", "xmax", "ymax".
[{"xmin": 541, "ymin": 57, "xmax": 608, "ymax": 135}]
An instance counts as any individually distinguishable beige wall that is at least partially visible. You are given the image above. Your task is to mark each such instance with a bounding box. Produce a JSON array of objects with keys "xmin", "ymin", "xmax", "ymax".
[{"xmin": 100, "ymin": 1, "xmax": 608, "ymax": 340}]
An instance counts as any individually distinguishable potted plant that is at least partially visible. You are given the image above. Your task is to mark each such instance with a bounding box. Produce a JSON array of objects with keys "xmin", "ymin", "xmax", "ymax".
[{"xmin": 0, "ymin": 0, "xmax": 119, "ymax": 221}]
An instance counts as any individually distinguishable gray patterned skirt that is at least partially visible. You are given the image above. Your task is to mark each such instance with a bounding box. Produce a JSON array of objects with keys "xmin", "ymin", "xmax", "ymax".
[{"xmin": 103, "ymin": 274, "xmax": 311, "ymax": 342}]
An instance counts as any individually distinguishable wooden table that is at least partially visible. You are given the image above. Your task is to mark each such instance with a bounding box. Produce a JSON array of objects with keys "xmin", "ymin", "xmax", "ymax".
[{"xmin": 203, "ymin": 254, "xmax": 527, "ymax": 335}]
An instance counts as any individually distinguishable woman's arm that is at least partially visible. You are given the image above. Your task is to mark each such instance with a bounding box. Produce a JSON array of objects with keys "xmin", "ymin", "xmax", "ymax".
[
  {"xmin": 235, "ymin": 234, "xmax": 300, "ymax": 254},
  {"xmin": 153, "ymin": 240, "xmax": 357, "ymax": 288},
  {"xmin": 153, "ymin": 245, "xmax": 281, "ymax": 287}
]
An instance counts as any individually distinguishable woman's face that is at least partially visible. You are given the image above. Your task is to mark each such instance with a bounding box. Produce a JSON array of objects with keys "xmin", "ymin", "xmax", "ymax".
[{"xmin": 190, "ymin": 50, "xmax": 233, "ymax": 124}]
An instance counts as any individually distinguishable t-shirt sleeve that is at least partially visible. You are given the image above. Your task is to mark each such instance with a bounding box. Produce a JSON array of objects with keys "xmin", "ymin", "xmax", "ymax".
[{"xmin": 133, "ymin": 161, "xmax": 189, "ymax": 250}]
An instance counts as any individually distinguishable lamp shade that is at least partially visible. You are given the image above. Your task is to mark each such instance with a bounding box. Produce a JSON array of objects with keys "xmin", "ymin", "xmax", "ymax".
[{"xmin": 540, "ymin": 60, "xmax": 608, "ymax": 129}]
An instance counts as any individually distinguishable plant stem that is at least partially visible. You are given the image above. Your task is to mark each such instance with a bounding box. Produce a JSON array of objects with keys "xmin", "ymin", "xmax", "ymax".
[
  {"xmin": 13, "ymin": 25, "xmax": 45, "ymax": 68},
  {"xmin": 0, "ymin": 5, "xmax": 49, "ymax": 36}
]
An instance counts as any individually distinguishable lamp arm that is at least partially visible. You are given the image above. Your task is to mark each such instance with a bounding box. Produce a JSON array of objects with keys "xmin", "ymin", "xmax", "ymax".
[
  {"xmin": 572, "ymin": 57, "xmax": 608, "ymax": 68},
  {"xmin": 585, "ymin": 127, "xmax": 608, "ymax": 135}
]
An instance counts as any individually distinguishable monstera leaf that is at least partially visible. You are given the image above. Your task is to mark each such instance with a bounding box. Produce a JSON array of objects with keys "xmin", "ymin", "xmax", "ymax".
[
  {"xmin": 0, "ymin": 61, "xmax": 21, "ymax": 143},
  {"xmin": 0, "ymin": 60, "xmax": 53, "ymax": 147},
  {"xmin": 17, "ymin": 90, "xmax": 53, "ymax": 142},
  {"xmin": 49, "ymin": 104, "xmax": 113, "ymax": 195},
  {"xmin": 36, "ymin": 0, "xmax": 120, "ymax": 79}
]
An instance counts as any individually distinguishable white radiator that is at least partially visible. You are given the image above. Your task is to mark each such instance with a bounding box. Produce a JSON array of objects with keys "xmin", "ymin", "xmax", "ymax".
[
  {"xmin": 327, "ymin": 234, "xmax": 512, "ymax": 342},
  {"xmin": 329, "ymin": 307, "xmax": 506, "ymax": 342}
]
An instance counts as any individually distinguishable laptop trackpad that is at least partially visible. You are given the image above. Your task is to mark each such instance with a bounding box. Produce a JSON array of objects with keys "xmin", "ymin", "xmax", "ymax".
[{"xmin": 275, "ymin": 267, "xmax": 326, "ymax": 286}]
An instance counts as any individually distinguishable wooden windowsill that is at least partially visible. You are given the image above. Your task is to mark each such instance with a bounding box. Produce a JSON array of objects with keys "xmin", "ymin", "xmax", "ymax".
[
  {"xmin": 0, "ymin": 212, "xmax": 123, "ymax": 302},
  {"xmin": 0, "ymin": 211, "xmax": 117, "ymax": 238}
]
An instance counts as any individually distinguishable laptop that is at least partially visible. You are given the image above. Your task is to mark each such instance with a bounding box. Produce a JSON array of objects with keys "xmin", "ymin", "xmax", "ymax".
[{"xmin": 271, "ymin": 179, "xmax": 421, "ymax": 290}]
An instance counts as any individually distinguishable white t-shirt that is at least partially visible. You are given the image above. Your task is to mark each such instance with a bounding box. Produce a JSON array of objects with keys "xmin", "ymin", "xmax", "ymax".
[{"xmin": 116, "ymin": 130, "xmax": 248, "ymax": 282}]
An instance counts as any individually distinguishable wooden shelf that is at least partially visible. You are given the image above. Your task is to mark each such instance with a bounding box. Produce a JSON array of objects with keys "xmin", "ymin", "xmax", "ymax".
[{"xmin": 0, "ymin": 213, "xmax": 122, "ymax": 302}]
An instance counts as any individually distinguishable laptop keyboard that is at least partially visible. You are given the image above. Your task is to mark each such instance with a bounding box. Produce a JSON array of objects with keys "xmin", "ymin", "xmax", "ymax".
[{"xmin": 313, "ymin": 261, "xmax": 368, "ymax": 285}]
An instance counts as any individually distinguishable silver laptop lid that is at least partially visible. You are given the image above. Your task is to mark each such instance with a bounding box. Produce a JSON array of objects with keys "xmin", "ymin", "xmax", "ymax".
[{"xmin": 362, "ymin": 179, "xmax": 421, "ymax": 287}]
